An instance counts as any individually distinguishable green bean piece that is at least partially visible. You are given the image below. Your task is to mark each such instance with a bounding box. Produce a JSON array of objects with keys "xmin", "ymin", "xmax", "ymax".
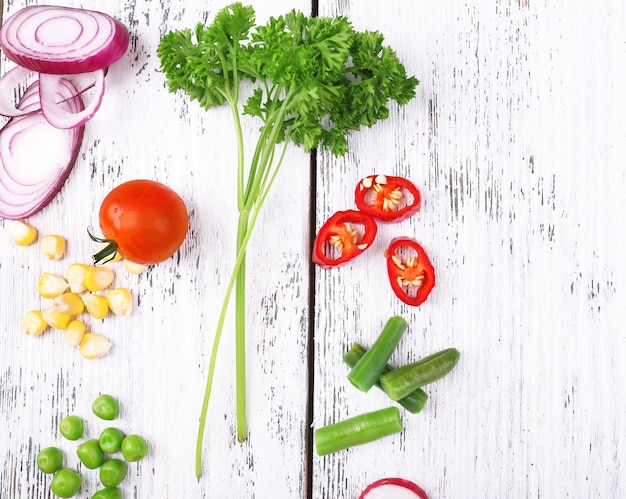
[
  {"xmin": 93, "ymin": 487, "xmax": 122, "ymax": 499},
  {"xmin": 36, "ymin": 446, "xmax": 64, "ymax": 474},
  {"xmin": 99, "ymin": 427, "xmax": 125, "ymax": 454},
  {"xmin": 344, "ymin": 342, "xmax": 428, "ymax": 414},
  {"xmin": 121, "ymin": 434, "xmax": 149, "ymax": 462},
  {"xmin": 92, "ymin": 394, "xmax": 120, "ymax": 421},
  {"xmin": 59, "ymin": 415, "xmax": 84, "ymax": 441},
  {"xmin": 77, "ymin": 439, "xmax": 105, "ymax": 469},
  {"xmin": 50, "ymin": 468, "xmax": 81, "ymax": 498},
  {"xmin": 99, "ymin": 458, "xmax": 128, "ymax": 488},
  {"xmin": 347, "ymin": 316, "xmax": 408, "ymax": 393},
  {"xmin": 315, "ymin": 406, "xmax": 403, "ymax": 456},
  {"xmin": 380, "ymin": 347, "xmax": 460, "ymax": 401}
]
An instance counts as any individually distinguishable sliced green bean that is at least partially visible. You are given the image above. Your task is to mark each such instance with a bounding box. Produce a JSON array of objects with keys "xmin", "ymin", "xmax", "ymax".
[
  {"xmin": 347, "ymin": 316, "xmax": 407, "ymax": 393},
  {"xmin": 344, "ymin": 342, "xmax": 428, "ymax": 414},
  {"xmin": 380, "ymin": 347, "xmax": 460, "ymax": 401},
  {"xmin": 315, "ymin": 406, "xmax": 403, "ymax": 456}
]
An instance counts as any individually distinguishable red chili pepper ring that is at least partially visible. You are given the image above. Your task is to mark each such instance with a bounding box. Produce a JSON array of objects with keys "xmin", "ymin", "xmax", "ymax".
[
  {"xmin": 355, "ymin": 174, "xmax": 421, "ymax": 223},
  {"xmin": 312, "ymin": 209, "xmax": 378, "ymax": 269},
  {"xmin": 385, "ymin": 237, "xmax": 435, "ymax": 306}
]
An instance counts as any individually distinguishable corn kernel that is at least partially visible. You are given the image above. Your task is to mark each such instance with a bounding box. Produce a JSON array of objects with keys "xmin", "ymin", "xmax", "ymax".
[
  {"xmin": 106, "ymin": 288, "xmax": 133, "ymax": 316},
  {"xmin": 123, "ymin": 260, "xmax": 148, "ymax": 275},
  {"xmin": 8, "ymin": 220, "xmax": 37, "ymax": 246},
  {"xmin": 66, "ymin": 263, "xmax": 88, "ymax": 293},
  {"xmin": 38, "ymin": 273, "xmax": 69, "ymax": 298},
  {"xmin": 64, "ymin": 319, "xmax": 86, "ymax": 347},
  {"xmin": 84, "ymin": 266, "xmax": 115, "ymax": 292},
  {"xmin": 82, "ymin": 293, "xmax": 109, "ymax": 319},
  {"xmin": 52, "ymin": 292, "xmax": 85, "ymax": 316},
  {"xmin": 79, "ymin": 332, "xmax": 112, "ymax": 360},
  {"xmin": 22, "ymin": 310, "xmax": 47, "ymax": 336},
  {"xmin": 40, "ymin": 234, "xmax": 66, "ymax": 260},
  {"xmin": 41, "ymin": 307, "xmax": 72, "ymax": 329}
]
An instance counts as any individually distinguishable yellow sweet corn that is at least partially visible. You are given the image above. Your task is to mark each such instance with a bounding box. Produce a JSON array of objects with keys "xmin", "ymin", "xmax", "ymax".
[
  {"xmin": 8, "ymin": 220, "xmax": 37, "ymax": 246},
  {"xmin": 22, "ymin": 310, "xmax": 47, "ymax": 336},
  {"xmin": 106, "ymin": 288, "xmax": 133, "ymax": 316},
  {"xmin": 41, "ymin": 307, "xmax": 72, "ymax": 329},
  {"xmin": 52, "ymin": 292, "xmax": 85, "ymax": 316},
  {"xmin": 66, "ymin": 263, "xmax": 88, "ymax": 293},
  {"xmin": 83, "ymin": 266, "xmax": 115, "ymax": 292},
  {"xmin": 123, "ymin": 260, "xmax": 148, "ymax": 275},
  {"xmin": 64, "ymin": 319, "xmax": 86, "ymax": 347},
  {"xmin": 79, "ymin": 332, "xmax": 112, "ymax": 360},
  {"xmin": 82, "ymin": 293, "xmax": 109, "ymax": 320},
  {"xmin": 38, "ymin": 273, "xmax": 69, "ymax": 298},
  {"xmin": 40, "ymin": 234, "xmax": 66, "ymax": 260}
]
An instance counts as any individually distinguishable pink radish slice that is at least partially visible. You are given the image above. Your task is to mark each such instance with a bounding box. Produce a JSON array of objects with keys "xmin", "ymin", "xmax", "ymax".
[
  {"xmin": 0, "ymin": 5, "xmax": 129, "ymax": 75},
  {"xmin": 360, "ymin": 478, "xmax": 429, "ymax": 499},
  {"xmin": 0, "ymin": 80, "xmax": 84, "ymax": 219}
]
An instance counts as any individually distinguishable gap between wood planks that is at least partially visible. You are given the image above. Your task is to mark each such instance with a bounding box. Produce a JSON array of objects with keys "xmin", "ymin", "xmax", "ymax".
[{"xmin": 305, "ymin": 5, "xmax": 319, "ymax": 499}]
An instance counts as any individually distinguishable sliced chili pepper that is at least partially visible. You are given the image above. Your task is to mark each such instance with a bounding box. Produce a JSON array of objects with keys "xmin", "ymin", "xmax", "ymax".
[
  {"xmin": 385, "ymin": 237, "xmax": 435, "ymax": 306},
  {"xmin": 312, "ymin": 210, "xmax": 378, "ymax": 268},
  {"xmin": 355, "ymin": 174, "xmax": 421, "ymax": 223}
]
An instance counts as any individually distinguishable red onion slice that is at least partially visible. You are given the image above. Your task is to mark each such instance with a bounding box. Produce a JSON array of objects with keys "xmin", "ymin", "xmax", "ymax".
[
  {"xmin": 0, "ymin": 66, "xmax": 37, "ymax": 117},
  {"xmin": 0, "ymin": 5, "xmax": 129, "ymax": 75},
  {"xmin": 39, "ymin": 70, "xmax": 105, "ymax": 129},
  {"xmin": 0, "ymin": 80, "xmax": 84, "ymax": 219},
  {"xmin": 360, "ymin": 478, "xmax": 429, "ymax": 499}
]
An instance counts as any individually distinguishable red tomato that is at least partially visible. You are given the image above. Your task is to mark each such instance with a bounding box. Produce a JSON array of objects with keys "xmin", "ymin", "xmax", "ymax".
[{"xmin": 98, "ymin": 179, "xmax": 189, "ymax": 264}]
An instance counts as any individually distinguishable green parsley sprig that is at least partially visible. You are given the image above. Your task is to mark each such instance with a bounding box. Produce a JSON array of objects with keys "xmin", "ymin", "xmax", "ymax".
[{"xmin": 157, "ymin": 2, "xmax": 419, "ymax": 477}]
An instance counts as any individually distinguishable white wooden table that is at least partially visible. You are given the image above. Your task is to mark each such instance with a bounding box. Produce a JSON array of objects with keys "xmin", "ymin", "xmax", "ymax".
[{"xmin": 1, "ymin": 1, "xmax": 625, "ymax": 498}]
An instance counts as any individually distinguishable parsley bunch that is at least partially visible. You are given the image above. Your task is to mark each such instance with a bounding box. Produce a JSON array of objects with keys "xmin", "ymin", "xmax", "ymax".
[{"xmin": 157, "ymin": 2, "xmax": 418, "ymax": 477}]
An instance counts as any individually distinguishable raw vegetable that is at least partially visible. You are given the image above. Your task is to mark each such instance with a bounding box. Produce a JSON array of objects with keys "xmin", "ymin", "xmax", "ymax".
[
  {"xmin": 385, "ymin": 237, "xmax": 435, "ymax": 307},
  {"xmin": 158, "ymin": 2, "xmax": 418, "ymax": 476},
  {"xmin": 79, "ymin": 332, "xmax": 113, "ymax": 360},
  {"xmin": 0, "ymin": 5, "xmax": 129, "ymax": 129},
  {"xmin": 7, "ymin": 220, "xmax": 37, "ymax": 245},
  {"xmin": 92, "ymin": 394, "xmax": 120, "ymax": 420},
  {"xmin": 77, "ymin": 439, "xmax": 105, "ymax": 469},
  {"xmin": 380, "ymin": 348, "xmax": 460, "ymax": 401},
  {"xmin": 344, "ymin": 342, "xmax": 428, "ymax": 414},
  {"xmin": 347, "ymin": 316, "xmax": 408, "ymax": 392},
  {"xmin": 22, "ymin": 310, "xmax": 47, "ymax": 337},
  {"xmin": 99, "ymin": 459, "xmax": 128, "ymax": 488},
  {"xmin": 312, "ymin": 210, "xmax": 378, "ymax": 268},
  {"xmin": 93, "ymin": 488, "xmax": 122, "ymax": 499},
  {"xmin": 0, "ymin": 80, "xmax": 84, "ymax": 220},
  {"xmin": 99, "ymin": 428, "xmax": 125, "ymax": 454},
  {"xmin": 360, "ymin": 477, "xmax": 429, "ymax": 499},
  {"xmin": 315, "ymin": 406, "xmax": 403, "ymax": 456},
  {"xmin": 121, "ymin": 434, "xmax": 149, "ymax": 462},
  {"xmin": 355, "ymin": 175, "xmax": 421, "ymax": 223},
  {"xmin": 59, "ymin": 415, "xmax": 84, "ymax": 441},
  {"xmin": 50, "ymin": 468, "xmax": 82, "ymax": 498},
  {"xmin": 40, "ymin": 234, "xmax": 66, "ymax": 260},
  {"xmin": 92, "ymin": 179, "xmax": 189, "ymax": 265},
  {"xmin": 36, "ymin": 446, "xmax": 64, "ymax": 474}
]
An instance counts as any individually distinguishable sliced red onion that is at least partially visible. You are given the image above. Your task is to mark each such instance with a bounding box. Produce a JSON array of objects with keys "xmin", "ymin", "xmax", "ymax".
[
  {"xmin": 360, "ymin": 478, "xmax": 429, "ymax": 499},
  {"xmin": 0, "ymin": 80, "xmax": 84, "ymax": 219},
  {"xmin": 0, "ymin": 66, "xmax": 36, "ymax": 117},
  {"xmin": 39, "ymin": 70, "xmax": 105, "ymax": 129},
  {"xmin": 0, "ymin": 5, "xmax": 129, "ymax": 75}
]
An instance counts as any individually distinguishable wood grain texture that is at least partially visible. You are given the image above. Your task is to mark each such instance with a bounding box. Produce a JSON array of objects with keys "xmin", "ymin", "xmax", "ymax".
[{"xmin": 1, "ymin": 0, "xmax": 625, "ymax": 498}]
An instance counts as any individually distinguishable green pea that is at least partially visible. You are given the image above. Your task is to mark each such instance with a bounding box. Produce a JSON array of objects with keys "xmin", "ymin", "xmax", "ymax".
[
  {"xmin": 99, "ymin": 427, "xmax": 125, "ymax": 454},
  {"xmin": 92, "ymin": 394, "xmax": 120, "ymax": 421},
  {"xmin": 99, "ymin": 458, "xmax": 127, "ymax": 488},
  {"xmin": 36, "ymin": 446, "xmax": 63, "ymax": 474},
  {"xmin": 50, "ymin": 468, "xmax": 81, "ymax": 498},
  {"xmin": 77, "ymin": 439, "xmax": 104, "ymax": 469},
  {"xmin": 59, "ymin": 415, "xmax": 84, "ymax": 441},
  {"xmin": 121, "ymin": 434, "xmax": 149, "ymax": 462},
  {"xmin": 92, "ymin": 487, "xmax": 122, "ymax": 499}
]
